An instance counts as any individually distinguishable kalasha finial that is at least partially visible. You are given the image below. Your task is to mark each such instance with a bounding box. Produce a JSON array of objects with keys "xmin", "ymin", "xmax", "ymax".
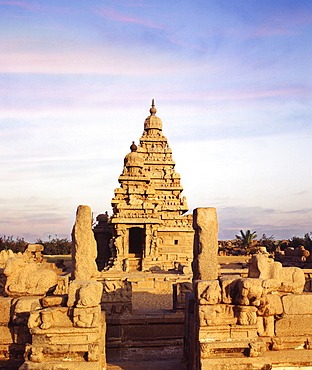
[
  {"xmin": 150, "ymin": 99, "xmax": 157, "ymax": 116},
  {"xmin": 130, "ymin": 141, "xmax": 137, "ymax": 152}
]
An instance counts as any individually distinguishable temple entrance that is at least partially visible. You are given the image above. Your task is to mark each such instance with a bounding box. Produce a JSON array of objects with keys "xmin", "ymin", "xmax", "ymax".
[
  {"xmin": 129, "ymin": 227, "xmax": 144, "ymax": 255},
  {"xmin": 128, "ymin": 227, "xmax": 144, "ymax": 271}
]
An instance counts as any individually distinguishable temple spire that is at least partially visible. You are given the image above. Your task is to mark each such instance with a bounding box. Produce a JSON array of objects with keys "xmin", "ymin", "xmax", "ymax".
[{"xmin": 150, "ymin": 99, "xmax": 157, "ymax": 116}]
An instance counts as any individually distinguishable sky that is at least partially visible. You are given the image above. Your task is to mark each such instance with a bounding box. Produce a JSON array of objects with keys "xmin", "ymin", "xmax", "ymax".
[{"xmin": 1, "ymin": 0, "xmax": 312, "ymax": 242}]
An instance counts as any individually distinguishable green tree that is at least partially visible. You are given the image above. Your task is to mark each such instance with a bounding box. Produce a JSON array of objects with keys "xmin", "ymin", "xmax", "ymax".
[
  {"xmin": 36, "ymin": 235, "xmax": 71, "ymax": 255},
  {"xmin": 235, "ymin": 230, "xmax": 258, "ymax": 254},
  {"xmin": 258, "ymin": 234, "xmax": 277, "ymax": 254},
  {"xmin": 0, "ymin": 235, "xmax": 28, "ymax": 253}
]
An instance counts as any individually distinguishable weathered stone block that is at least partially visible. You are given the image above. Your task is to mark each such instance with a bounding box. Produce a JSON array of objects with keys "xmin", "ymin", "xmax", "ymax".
[
  {"xmin": 219, "ymin": 275, "xmax": 240, "ymax": 304},
  {"xmin": 265, "ymin": 293, "xmax": 283, "ymax": 316},
  {"xmin": 11, "ymin": 297, "xmax": 42, "ymax": 325},
  {"xmin": 0, "ymin": 325, "xmax": 13, "ymax": 344},
  {"xmin": 136, "ymin": 280, "xmax": 155, "ymax": 289},
  {"xmin": 282, "ymin": 293, "xmax": 312, "ymax": 315},
  {"xmin": 41, "ymin": 295, "xmax": 66, "ymax": 307},
  {"xmin": 0, "ymin": 297, "xmax": 13, "ymax": 324},
  {"xmin": 198, "ymin": 325, "xmax": 230, "ymax": 340},
  {"xmin": 275, "ymin": 314, "xmax": 312, "ymax": 336},
  {"xmin": 230, "ymin": 324, "xmax": 258, "ymax": 339}
]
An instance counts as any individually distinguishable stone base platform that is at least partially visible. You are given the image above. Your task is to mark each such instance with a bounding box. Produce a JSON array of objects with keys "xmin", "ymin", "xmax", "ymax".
[
  {"xmin": 106, "ymin": 309, "xmax": 185, "ymax": 362},
  {"xmin": 199, "ymin": 349, "xmax": 312, "ymax": 370}
]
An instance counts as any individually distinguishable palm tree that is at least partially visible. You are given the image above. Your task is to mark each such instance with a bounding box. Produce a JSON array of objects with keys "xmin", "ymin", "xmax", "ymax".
[{"xmin": 235, "ymin": 230, "xmax": 258, "ymax": 254}]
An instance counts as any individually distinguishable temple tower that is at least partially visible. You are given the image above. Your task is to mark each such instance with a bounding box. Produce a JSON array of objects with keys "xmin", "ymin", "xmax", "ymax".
[{"xmin": 96, "ymin": 101, "xmax": 194, "ymax": 272}]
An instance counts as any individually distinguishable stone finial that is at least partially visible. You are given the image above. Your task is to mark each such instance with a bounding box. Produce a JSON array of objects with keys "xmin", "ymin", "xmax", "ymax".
[
  {"xmin": 150, "ymin": 99, "xmax": 157, "ymax": 116},
  {"xmin": 130, "ymin": 141, "xmax": 137, "ymax": 152}
]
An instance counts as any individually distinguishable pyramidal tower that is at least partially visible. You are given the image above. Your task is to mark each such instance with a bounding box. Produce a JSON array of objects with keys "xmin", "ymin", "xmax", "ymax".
[{"xmin": 95, "ymin": 100, "xmax": 194, "ymax": 271}]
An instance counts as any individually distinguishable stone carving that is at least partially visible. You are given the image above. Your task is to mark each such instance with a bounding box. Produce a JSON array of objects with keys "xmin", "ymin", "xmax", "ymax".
[
  {"xmin": 200, "ymin": 342, "xmax": 211, "ymax": 359},
  {"xmin": 0, "ymin": 249, "xmax": 15, "ymax": 268},
  {"xmin": 236, "ymin": 305, "xmax": 257, "ymax": 325},
  {"xmin": 29, "ymin": 346, "xmax": 44, "ymax": 363},
  {"xmin": 234, "ymin": 278, "xmax": 267, "ymax": 306},
  {"xmin": 11, "ymin": 297, "xmax": 41, "ymax": 325},
  {"xmin": 68, "ymin": 280, "xmax": 103, "ymax": 308},
  {"xmin": 72, "ymin": 205, "xmax": 99, "ymax": 280},
  {"xmin": 248, "ymin": 253, "xmax": 305, "ymax": 293},
  {"xmin": 197, "ymin": 280, "xmax": 221, "ymax": 305},
  {"xmin": 4, "ymin": 255, "xmax": 58, "ymax": 296},
  {"xmin": 73, "ymin": 306, "xmax": 101, "ymax": 328},
  {"xmin": 28, "ymin": 306, "xmax": 72, "ymax": 330},
  {"xmin": 248, "ymin": 341, "xmax": 265, "ymax": 357},
  {"xmin": 199, "ymin": 304, "xmax": 236, "ymax": 326},
  {"xmin": 257, "ymin": 315, "xmax": 275, "ymax": 337},
  {"xmin": 219, "ymin": 275, "xmax": 241, "ymax": 304}
]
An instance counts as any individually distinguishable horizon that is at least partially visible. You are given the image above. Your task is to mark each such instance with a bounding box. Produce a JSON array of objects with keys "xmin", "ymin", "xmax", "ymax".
[{"xmin": 1, "ymin": 0, "xmax": 311, "ymax": 242}]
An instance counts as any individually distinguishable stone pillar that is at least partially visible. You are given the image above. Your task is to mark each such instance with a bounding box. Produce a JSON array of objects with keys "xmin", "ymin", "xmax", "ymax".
[
  {"xmin": 72, "ymin": 205, "xmax": 99, "ymax": 280},
  {"xmin": 192, "ymin": 207, "xmax": 218, "ymax": 281}
]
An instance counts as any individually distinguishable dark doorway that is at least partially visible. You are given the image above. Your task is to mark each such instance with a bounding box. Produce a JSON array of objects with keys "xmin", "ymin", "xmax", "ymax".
[{"xmin": 129, "ymin": 227, "xmax": 144, "ymax": 255}]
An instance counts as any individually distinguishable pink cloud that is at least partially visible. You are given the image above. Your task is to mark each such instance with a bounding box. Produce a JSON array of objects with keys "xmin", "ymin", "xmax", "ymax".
[
  {"xmin": 108, "ymin": 0, "xmax": 154, "ymax": 7},
  {"xmin": 95, "ymin": 7, "xmax": 168, "ymax": 30},
  {"xmin": 0, "ymin": 1, "xmax": 70, "ymax": 13}
]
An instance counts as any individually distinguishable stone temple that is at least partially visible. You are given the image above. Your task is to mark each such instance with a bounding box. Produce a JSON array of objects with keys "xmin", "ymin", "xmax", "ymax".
[
  {"xmin": 1, "ymin": 101, "xmax": 312, "ymax": 370},
  {"xmin": 94, "ymin": 100, "xmax": 194, "ymax": 272}
]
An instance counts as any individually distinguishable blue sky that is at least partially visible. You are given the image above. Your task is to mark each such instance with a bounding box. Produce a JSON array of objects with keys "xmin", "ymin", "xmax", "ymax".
[{"xmin": 1, "ymin": 0, "xmax": 311, "ymax": 241}]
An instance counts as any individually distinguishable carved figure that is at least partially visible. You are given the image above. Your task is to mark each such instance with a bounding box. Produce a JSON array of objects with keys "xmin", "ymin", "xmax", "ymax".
[
  {"xmin": 236, "ymin": 305, "xmax": 257, "ymax": 325},
  {"xmin": 248, "ymin": 341, "xmax": 265, "ymax": 357},
  {"xmin": 235, "ymin": 278, "xmax": 267, "ymax": 306},
  {"xmin": 73, "ymin": 306, "xmax": 100, "ymax": 328},
  {"xmin": 199, "ymin": 280, "xmax": 221, "ymax": 305},
  {"xmin": 199, "ymin": 304, "xmax": 236, "ymax": 326},
  {"xmin": 248, "ymin": 253, "xmax": 305, "ymax": 294},
  {"xmin": 29, "ymin": 346, "xmax": 44, "ymax": 363},
  {"xmin": 77, "ymin": 283, "xmax": 102, "ymax": 307},
  {"xmin": 28, "ymin": 306, "xmax": 72, "ymax": 330},
  {"xmin": 4, "ymin": 256, "xmax": 58, "ymax": 296}
]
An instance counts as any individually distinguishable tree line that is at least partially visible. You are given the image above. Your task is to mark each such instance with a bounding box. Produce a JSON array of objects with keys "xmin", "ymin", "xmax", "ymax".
[
  {"xmin": 0, "ymin": 235, "xmax": 71, "ymax": 255},
  {"xmin": 219, "ymin": 230, "xmax": 312, "ymax": 256}
]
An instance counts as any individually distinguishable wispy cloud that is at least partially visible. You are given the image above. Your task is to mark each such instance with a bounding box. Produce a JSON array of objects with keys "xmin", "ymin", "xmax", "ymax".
[
  {"xmin": 107, "ymin": 0, "xmax": 154, "ymax": 8},
  {"xmin": 95, "ymin": 6, "xmax": 168, "ymax": 30},
  {"xmin": 0, "ymin": 1, "xmax": 70, "ymax": 13},
  {"xmin": 166, "ymin": 35, "xmax": 209, "ymax": 52}
]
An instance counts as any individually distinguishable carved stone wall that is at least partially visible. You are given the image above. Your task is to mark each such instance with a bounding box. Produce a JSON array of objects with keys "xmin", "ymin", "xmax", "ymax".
[{"xmin": 185, "ymin": 207, "xmax": 312, "ymax": 370}]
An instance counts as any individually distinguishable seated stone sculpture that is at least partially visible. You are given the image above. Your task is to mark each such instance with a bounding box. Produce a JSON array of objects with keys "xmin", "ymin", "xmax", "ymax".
[
  {"xmin": 4, "ymin": 255, "xmax": 58, "ymax": 296},
  {"xmin": 233, "ymin": 252, "xmax": 305, "ymax": 334},
  {"xmin": 248, "ymin": 253, "xmax": 305, "ymax": 294},
  {"xmin": 199, "ymin": 280, "xmax": 221, "ymax": 305},
  {"xmin": 72, "ymin": 282, "xmax": 103, "ymax": 328},
  {"xmin": 234, "ymin": 278, "xmax": 267, "ymax": 306}
]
